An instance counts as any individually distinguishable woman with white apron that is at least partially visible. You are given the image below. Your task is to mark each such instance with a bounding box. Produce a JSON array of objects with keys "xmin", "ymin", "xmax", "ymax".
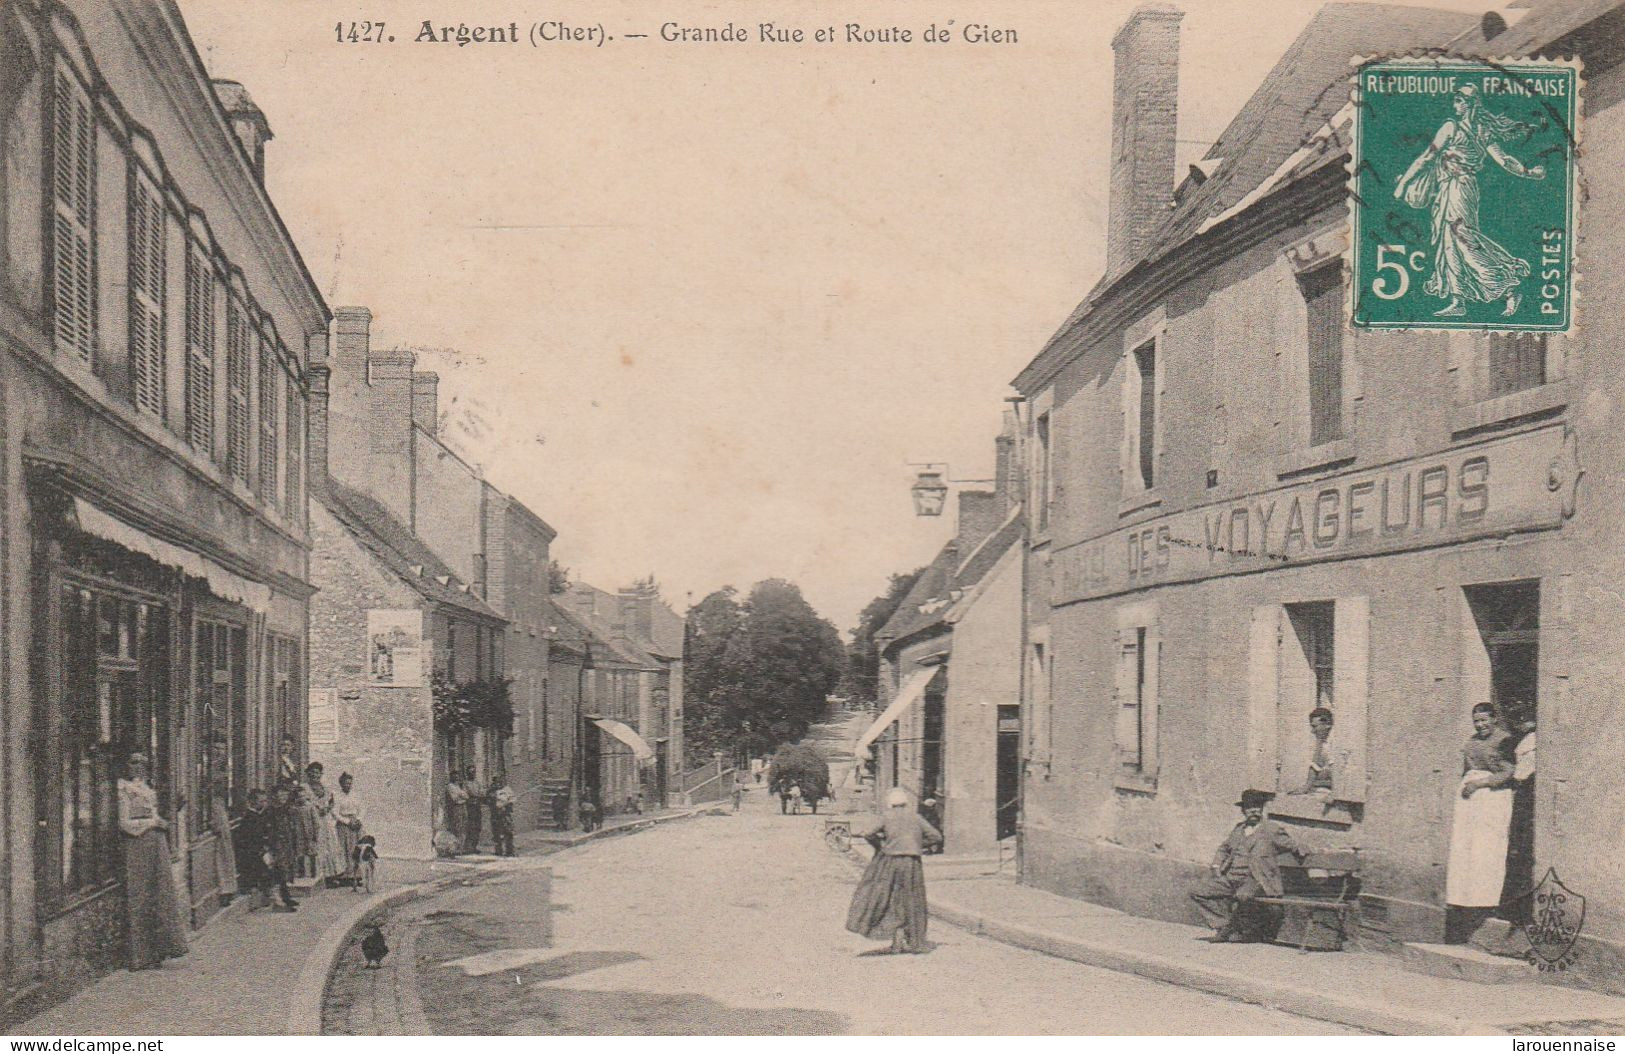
[{"xmin": 1445, "ymin": 702, "xmax": 1516, "ymax": 943}]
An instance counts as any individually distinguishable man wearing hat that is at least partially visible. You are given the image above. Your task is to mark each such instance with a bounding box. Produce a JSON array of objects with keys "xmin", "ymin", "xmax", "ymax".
[{"xmin": 1190, "ymin": 789, "xmax": 1301, "ymax": 942}]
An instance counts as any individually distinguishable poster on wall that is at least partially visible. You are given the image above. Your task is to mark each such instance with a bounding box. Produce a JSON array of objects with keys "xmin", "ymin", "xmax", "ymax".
[
  {"xmin": 308, "ymin": 688, "xmax": 338, "ymax": 745},
  {"xmin": 367, "ymin": 609, "xmax": 425, "ymax": 688}
]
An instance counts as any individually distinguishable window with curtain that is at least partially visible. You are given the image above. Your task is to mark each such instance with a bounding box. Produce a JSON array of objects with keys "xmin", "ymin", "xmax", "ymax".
[{"xmin": 52, "ymin": 68, "xmax": 97, "ymax": 363}]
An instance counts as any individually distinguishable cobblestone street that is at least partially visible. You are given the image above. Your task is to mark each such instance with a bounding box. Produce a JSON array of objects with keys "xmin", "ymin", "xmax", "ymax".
[{"xmin": 321, "ymin": 789, "xmax": 1355, "ymax": 1035}]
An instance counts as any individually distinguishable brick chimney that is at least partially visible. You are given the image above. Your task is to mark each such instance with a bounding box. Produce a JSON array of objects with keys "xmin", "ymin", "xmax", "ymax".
[
  {"xmin": 1107, "ymin": 4, "xmax": 1183, "ymax": 277},
  {"xmin": 412, "ymin": 372, "xmax": 439, "ymax": 434},
  {"xmin": 994, "ymin": 411, "xmax": 1019, "ymax": 517},
  {"xmin": 332, "ymin": 305, "xmax": 372, "ymax": 378},
  {"xmin": 326, "ymin": 305, "xmax": 415, "ymax": 525},
  {"xmin": 307, "ymin": 363, "xmax": 330, "ymax": 494},
  {"xmin": 211, "ymin": 80, "xmax": 273, "ymax": 186},
  {"xmin": 955, "ymin": 490, "xmax": 1001, "ymax": 557}
]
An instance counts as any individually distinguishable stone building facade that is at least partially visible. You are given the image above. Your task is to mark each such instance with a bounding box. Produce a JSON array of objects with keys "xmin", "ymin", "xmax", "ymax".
[
  {"xmin": 0, "ymin": 0, "xmax": 327, "ymax": 1011},
  {"xmin": 1012, "ymin": 0, "xmax": 1625, "ymax": 992}
]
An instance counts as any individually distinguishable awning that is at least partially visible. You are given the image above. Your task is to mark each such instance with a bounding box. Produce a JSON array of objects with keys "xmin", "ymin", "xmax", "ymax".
[
  {"xmin": 72, "ymin": 498, "xmax": 272, "ymax": 612},
  {"xmin": 593, "ymin": 719, "xmax": 656, "ymax": 765},
  {"xmin": 855, "ymin": 667, "xmax": 937, "ymax": 757}
]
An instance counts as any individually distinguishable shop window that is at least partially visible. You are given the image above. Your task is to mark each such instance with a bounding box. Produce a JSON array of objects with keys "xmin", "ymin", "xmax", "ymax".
[
  {"xmin": 1249, "ymin": 598, "xmax": 1368, "ymax": 807},
  {"xmin": 1114, "ymin": 622, "xmax": 1160, "ymax": 786},
  {"xmin": 37, "ymin": 581, "xmax": 169, "ymax": 911},
  {"xmin": 195, "ymin": 620, "xmax": 247, "ymax": 827}
]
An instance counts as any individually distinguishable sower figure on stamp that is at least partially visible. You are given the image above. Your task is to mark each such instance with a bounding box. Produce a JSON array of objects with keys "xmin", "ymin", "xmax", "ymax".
[{"xmin": 1191, "ymin": 789, "xmax": 1301, "ymax": 943}]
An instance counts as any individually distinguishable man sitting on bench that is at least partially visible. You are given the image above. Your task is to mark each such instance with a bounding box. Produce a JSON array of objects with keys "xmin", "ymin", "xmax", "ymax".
[{"xmin": 1191, "ymin": 788, "xmax": 1301, "ymax": 943}]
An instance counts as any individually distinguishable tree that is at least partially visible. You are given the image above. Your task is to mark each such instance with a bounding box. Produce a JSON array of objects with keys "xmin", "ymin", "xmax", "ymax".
[
  {"xmin": 843, "ymin": 567, "xmax": 927, "ymax": 705},
  {"xmin": 547, "ymin": 561, "xmax": 571, "ymax": 595},
  {"xmin": 682, "ymin": 580, "xmax": 846, "ymax": 762}
]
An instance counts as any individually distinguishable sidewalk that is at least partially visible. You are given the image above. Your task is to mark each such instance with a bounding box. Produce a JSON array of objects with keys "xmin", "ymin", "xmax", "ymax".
[
  {"xmin": 512, "ymin": 801, "xmax": 731, "ymax": 852},
  {"xmin": 925, "ymin": 872, "xmax": 1625, "ymax": 1035},
  {"xmin": 13, "ymin": 858, "xmax": 469, "ymax": 1036}
]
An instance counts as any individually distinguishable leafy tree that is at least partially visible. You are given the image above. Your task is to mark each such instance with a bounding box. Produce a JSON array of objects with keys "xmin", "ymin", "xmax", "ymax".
[
  {"xmin": 682, "ymin": 580, "xmax": 845, "ymax": 762},
  {"xmin": 842, "ymin": 567, "xmax": 927, "ymax": 705},
  {"xmin": 547, "ymin": 561, "xmax": 572, "ymax": 595}
]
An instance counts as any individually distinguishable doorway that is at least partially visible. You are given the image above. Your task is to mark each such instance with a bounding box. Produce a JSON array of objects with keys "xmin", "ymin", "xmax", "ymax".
[
  {"xmin": 1464, "ymin": 579, "xmax": 1539, "ymax": 921},
  {"xmin": 996, "ymin": 705, "xmax": 1020, "ymax": 840}
]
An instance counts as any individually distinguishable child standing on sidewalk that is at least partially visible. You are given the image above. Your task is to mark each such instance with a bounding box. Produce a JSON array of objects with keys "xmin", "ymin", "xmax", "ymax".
[{"xmin": 490, "ymin": 773, "xmax": 516, "ymax": 857}]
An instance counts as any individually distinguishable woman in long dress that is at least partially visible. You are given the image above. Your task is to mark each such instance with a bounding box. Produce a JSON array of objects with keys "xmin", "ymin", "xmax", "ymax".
[
  {"xmin": 118, "ymin": 753, "xmax": 189, "ymax": 969},
  {"xmin": 1394, "ymin": 83, "xmax": 1546, "ymax": 318},
  {"xmin": 333, "ymin": 772, "xmax": 364, "ymax": 885},
  {"xmin": 846, "ymin": 788, "xmax": 943, "ymax": 954},
  {"xmin": 209, "ymin": 775, "xmax": 239, "ymax": 903},
  {"xmin": 1444, "ymin": 702, "xmax": 1516, "ymax": 943},
  {"xmin": 304, "ymin": 763, "xmax": 345, "ymax": 883}
]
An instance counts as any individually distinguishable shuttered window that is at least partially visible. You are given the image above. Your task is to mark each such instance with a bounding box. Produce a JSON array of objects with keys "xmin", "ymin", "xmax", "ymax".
[
  {"xmin": 183, "ymin": 248, "xmax": 215, "ymax": 446},
  {"xmin": 126, "ymin": 174, "xmax": 166, "ymax": 417},
  {"xmin": 1133, "ymin": 341, "xmax": 1157, "ymax": 489},
  {"xmin": 284, "ymin": 373, "xmax": 301, "ymax": 513},
  {"xmin": 1301, "ymin": 264, "xmax": 1343, "ymax": 446},
  {"xmin": 1114, "ymin": 623, "xmax": 1160, "ymax": 779},
  {"xmin": 53, "ymin": 69, "xmax": 97, "ymax": 363},
  {"xmin": 225, "ymin": 303, "xmax": 251, "ymax": 482},
  {"xmin": 257, "ymin": 342, "xmax": 279, "ymax": 507},
  {"xmin": 1488, "ymin": 333, "xmax": 1547, "ymax": 397},
  {"xmin": 1034, "ymin": 412, "xmax": 1052, "ymax": 531}
]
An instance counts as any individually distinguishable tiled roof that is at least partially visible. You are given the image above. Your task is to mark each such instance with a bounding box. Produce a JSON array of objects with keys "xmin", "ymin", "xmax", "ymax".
[
  {"xmin": 1043, "ymin": 4, "xmax": 1483, "ymax": 348},
  {"xmin": 1468, "ymin": 0, "xmax": 1625, "ymax": 56},
  {"xmin": 877, "ymin": 511, "xmax": 1023, "ymax": 648},
  {"xmin": 547, "ymin": 597, "xmax": 656, "ymax": 668},
  {"xmin": 318, "ymin": 479, "xmax": 503, "ymax": 621}
]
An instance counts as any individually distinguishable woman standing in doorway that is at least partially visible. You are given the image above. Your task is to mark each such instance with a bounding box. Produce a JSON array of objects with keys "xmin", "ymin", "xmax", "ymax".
[
  {"xmin": 1444, "ymin": 702, "xmax": 1516, "ymax": 943},
  {"xmin": 118, "ymin": 753, "xmax": 189, "ymax": 969}
]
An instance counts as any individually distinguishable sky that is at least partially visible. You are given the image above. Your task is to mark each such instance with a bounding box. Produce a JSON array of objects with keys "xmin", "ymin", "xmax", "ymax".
[{"xmin": 178, "ymin": 0, "xmax": 1492, "ymax": 632}]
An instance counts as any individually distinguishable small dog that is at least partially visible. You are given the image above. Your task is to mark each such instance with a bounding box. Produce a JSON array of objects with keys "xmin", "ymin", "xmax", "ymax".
[
  {"xmin": 353, "ymin": 835, "xmax": 379, "ymax": 892},
  {"xmin": 360, "ymin": 922, "xmax": 389, "ymax": 968}
]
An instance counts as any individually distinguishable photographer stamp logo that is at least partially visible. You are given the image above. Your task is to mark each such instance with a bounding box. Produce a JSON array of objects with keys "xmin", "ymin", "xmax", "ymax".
[
  {"xmin": 1519, "ymin": 867, "xmax": 1586, "ymax": 971},
  {"xmin": 1350, "ymin": 58, "xmax": 1579, "ymax": 332}
]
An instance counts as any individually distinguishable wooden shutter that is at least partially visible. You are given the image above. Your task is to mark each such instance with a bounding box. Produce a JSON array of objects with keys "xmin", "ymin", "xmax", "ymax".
[
  {"xmin": 284, "ymin": 372, "xmax": 301, "ymax": 511},
  {"xmin": 1302, "ymin": 264, "xmax": 1343, "ymax": 446},
  {"xmin": 1488, "ymin": 333, "xmax": 1547, "ymax": 397},
  {"xmin": 52, "ymin": 69, "xmax": 96, "ymax": 362},
  {"xmin": 1331, "ymin": 596, "xmax": 1369, "ymax": 803},
  {"xmin": 1114, "ymin": 628, "xmax": 1141, "ymax": 767},
  {"xmin": 1136, "ymin": 345, "xmax": 1156, "ymax": 488},
  {"xmin": 183, "ymin": 248, "xmax": 214, "ymax": 445},
  {"xmin": 257, "ymin": 339, "xmax": 279, "ymax": 505},
  {"xmin": 226, "ymin": 303, "xmax": 251, "ymax": 481},
  {"xmin": 1247, "ymin": 604, "xmax": 1281, "ymax": 789},
  {"xmin": 1141, "ymin": 626, "xmax": 1161, "ymax": 778},
  {"xmin": 126, "ymin": 174, "xmax": 165, "ymax": 416}
]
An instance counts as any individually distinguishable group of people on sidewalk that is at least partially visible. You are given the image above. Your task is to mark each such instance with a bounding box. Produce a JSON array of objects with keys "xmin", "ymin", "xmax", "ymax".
[
  {"xmin": 115, "ymin": 737, "xmax": 374, "ymax": 973},
  {"xmin": 1189, "ymin": 702, "xmax": 1538, "ymax": 947},
  {"xmin": 441, "ymin": 768, "xmax": 517, "ymax": 856}
]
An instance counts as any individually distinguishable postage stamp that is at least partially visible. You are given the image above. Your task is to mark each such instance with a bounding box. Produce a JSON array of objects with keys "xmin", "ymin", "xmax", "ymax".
[{"xmin": 1350, "ymin": 57, "xmax": 1579, "ymax": 333}]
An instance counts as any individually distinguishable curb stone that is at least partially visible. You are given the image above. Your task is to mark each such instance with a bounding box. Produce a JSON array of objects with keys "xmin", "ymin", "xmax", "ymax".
[{"xmin": 297, "ymin": 802, "xmax": 732, "ymax": 1034}]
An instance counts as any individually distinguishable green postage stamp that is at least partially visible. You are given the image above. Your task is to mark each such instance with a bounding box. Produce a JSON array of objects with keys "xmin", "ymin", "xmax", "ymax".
[{"xmin": 1350, "ymin": 57, "xmax": 1579, "ymax": 332}]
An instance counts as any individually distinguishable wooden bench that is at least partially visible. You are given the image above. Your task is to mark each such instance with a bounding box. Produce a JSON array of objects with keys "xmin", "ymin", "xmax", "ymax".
[{"xmin": 1254, "ymin": 850, "xmax": 1361, "ymax": 952}]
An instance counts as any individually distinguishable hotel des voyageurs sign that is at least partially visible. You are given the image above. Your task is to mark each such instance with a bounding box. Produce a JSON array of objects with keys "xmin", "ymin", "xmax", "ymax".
[{"xmin": 1051, "ymin": 424, "xmax": 1578, "ymax": 605}]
